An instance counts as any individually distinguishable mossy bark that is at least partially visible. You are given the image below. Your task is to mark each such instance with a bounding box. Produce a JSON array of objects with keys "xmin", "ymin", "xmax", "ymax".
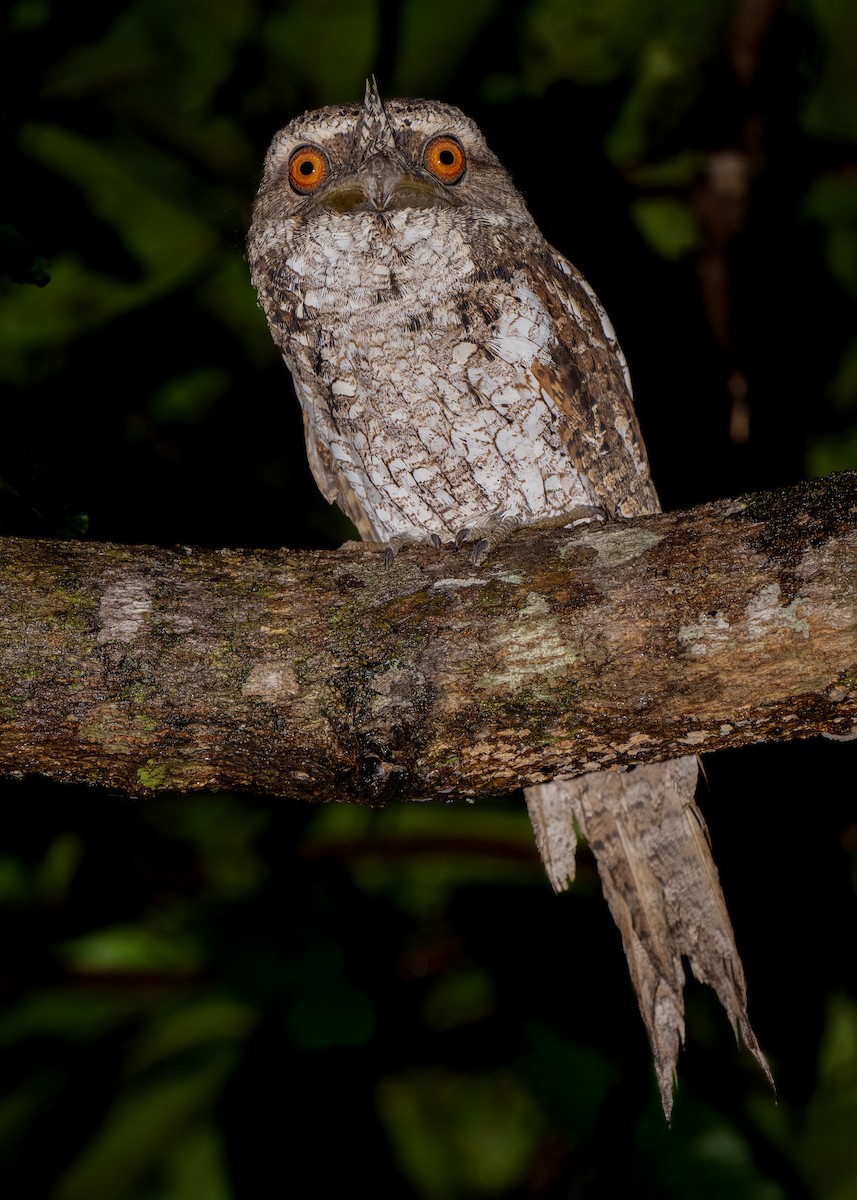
[{"xmin": 1, "ymin": 472, "xmax": 855, "ymax": 800}]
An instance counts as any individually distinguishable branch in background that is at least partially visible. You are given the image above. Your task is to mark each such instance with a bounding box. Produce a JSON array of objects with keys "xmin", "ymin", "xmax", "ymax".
[{"xmin": 1, "ymin": 472, "xmax": 855, "ymax": 800}]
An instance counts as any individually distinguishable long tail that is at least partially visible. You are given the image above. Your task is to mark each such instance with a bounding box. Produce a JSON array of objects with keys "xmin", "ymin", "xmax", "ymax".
[{"xmin": 524, "ymin": 756, "xmax": 772, "ymax": 1118}]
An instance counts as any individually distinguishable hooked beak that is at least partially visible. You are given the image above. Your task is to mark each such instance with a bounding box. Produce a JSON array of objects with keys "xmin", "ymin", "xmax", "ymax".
[{"xmin": 313, "ymin": 153, "xmax": 459, "ymax": 215}]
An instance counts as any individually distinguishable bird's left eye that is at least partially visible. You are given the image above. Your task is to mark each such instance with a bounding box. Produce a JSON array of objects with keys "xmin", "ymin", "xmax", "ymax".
[
  {"xmin": 424, "ymin": 136, "xmax": 466, "ymax": 184},
  {"xmin": 288, "ymin": 146, "xmax": 329, "ymax": 194}
]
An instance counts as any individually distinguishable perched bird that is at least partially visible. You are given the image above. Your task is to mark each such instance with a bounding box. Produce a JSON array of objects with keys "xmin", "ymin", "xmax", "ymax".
[{"xmin": 248, "ymin": 79, "xmax": 771, "ymax": 1115}]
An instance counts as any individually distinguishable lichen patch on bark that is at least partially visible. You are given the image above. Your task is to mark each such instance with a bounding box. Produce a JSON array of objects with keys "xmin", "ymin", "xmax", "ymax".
[
  {"xmin": 566, "ymin": 525, "xmax": 662, "ymax": 567},
  {"xmin": 745, "ymin": 582, "xmax": 810, "ymax": 639},
  {"xmin": 678, "ymin": 612, "xmax": 732, "ymax": 655},
  {"xmin": 97, "ymin": 576, "xmax": 152, "ymax": 644},
  {"xmin": 242, "ymin": 661, "xmax": 300, "ymax": 701}
]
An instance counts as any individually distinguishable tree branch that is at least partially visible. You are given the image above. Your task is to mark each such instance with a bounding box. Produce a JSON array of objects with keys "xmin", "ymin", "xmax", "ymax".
[{"xmin": 1, "ymin": 473, "xmax": 855, "ymax": 800}]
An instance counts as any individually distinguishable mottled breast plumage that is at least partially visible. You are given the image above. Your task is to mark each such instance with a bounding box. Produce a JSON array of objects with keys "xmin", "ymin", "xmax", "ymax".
[{"xmin": 248, "ymin": 85, "xmax": 658, "ymax": 543}]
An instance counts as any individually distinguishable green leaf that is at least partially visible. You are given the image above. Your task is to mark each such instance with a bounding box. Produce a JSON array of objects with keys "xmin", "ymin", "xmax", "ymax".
[
  {"xmin": 802, "ymin": 173, "xmax": 857, "ymax": 295},
  {"xmin": 631, "ymin": 197, "xmax": 701, "ymax": 259},
  {"xmin": 794, "ymin": 994, "xmax": 857, "ymax": 1200},
  {"xmin": 0, "ymin": 224, "xmax": 51, "ymax": 286},
  {"xmin": 423, "ymin": 967, "xmax": 495, "ymax": 1032},
  {"xmin": 802, "ymin": 0, "xmax": 857, "ymax": 145},
  {"xmin": 392, "ymin": 0, "xmax": 501, "ymax": 95},
  {"xmin": 522, "ymin": 0, "xmax": 656, "ymax": 89},
  {"xmin": 263, "ymin": 0, "xmax": 377, "ymax": 105},
  {"xmin": 52, "ymin": 1054, "xmax": 235, "ymax": 1200},
  {"xmin": 127, "ymin": 997, "xmax": 257, "ymax": 1072},
  {"xmin": 376, "ymin": 1069, "xmax": 546, "ymax": 1197},
  {"xmin": 149, "ymin": 368, "xmax": 231, "ymax": 425},
  {"xmin": 57, "ymin": 925, "xmax": 203, "ymax": 974}
]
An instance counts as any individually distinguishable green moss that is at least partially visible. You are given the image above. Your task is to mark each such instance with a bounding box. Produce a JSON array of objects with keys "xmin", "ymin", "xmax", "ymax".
[
  {"xmin": 137, "ymin": 762, "xmax": 169, "ymax": 790},
  {"xmin": 0, "ymin": 695, "xmax": 24, "ymax": 721},
  {"xmin": 836, "ymin": 664, "xmax": 857, "ymax": 691},
  {"xmin": 474, "ymin": 680, "xmax": 583, "ymax": 739},
  {"xmin": 117, "ymin": 677, "xmax": 159, "ymax": 707}
]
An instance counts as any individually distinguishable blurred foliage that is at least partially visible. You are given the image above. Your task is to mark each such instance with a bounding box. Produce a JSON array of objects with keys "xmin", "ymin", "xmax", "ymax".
[
  {"xmin": 1, "ymin": 0, "xmax": 857, "ymax": 1196},
  {"xmin": 0, "ymin": 224, "xmax": 51, "ymax": 287}
]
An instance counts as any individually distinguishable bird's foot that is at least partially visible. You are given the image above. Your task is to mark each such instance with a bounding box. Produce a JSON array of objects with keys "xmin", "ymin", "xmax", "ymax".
[
  {"xmin": 453, "ymin": 504, "xmax": 609, "ymax": 566},
  {"xmin": 380, "ymin": 530, "xmax": 445, "ymax": 567},
  {"xmin": 454, "ymin": 512, "xmax": 522, "ymax": 566},
  {"xmin": 531, "ymin": 504, "xmax": 610, "ymax": 532}
]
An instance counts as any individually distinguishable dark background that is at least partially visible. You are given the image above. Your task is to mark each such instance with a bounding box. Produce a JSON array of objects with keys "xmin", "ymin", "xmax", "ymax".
[{"xmin": 2, "ymin": 1, "xmax": 857, "ymax": 1196}]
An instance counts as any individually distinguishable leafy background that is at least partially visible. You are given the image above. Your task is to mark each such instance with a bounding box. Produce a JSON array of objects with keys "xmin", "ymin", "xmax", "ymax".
[{"xmin": 2, "ymin": 0, "xmax": 857, "ymax": 1195}]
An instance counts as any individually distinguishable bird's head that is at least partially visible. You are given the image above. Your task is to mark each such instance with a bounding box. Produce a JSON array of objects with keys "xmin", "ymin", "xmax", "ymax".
[{"xmin": 250, "ymin": 78, "xmax": 531, "ymax": 233}]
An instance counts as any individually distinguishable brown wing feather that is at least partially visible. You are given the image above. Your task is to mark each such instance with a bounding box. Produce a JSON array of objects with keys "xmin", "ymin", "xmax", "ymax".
[{"xmin": 532, "ymin": 248, "xmax": 661, "ymax": 520}]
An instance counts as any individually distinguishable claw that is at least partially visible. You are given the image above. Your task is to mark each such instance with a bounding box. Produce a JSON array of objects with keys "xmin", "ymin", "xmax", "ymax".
[
  {"xmin": 379, "ymin": 529, "xmax": 446, "ymax": 564},
  {"xmin": 571, "ymin": 503, "xmax": 609, "ymax": 527},
  {"xmin": 454, "ymin": 511, "xmax": 521, "ymax": 564}
]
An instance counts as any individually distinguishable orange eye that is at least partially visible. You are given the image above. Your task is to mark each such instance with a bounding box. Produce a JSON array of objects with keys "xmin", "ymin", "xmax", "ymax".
[
  {"xmin": 424, "ymin": 136, "xmax": 466, "ymax": 184},
  {"xmin": 288, "ymin": 145, "xmax": 328, "ymax": 194}
]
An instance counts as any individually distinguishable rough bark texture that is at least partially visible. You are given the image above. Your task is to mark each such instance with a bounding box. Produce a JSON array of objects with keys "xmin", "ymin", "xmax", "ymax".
[{"xmin": 1, "ymin": 473, "xmax": 856, "ymax": 798}]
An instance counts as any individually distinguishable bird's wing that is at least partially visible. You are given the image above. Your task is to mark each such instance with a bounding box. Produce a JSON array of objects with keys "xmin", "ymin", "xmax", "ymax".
[
  {"xmin": 531, "ymin": 246, "xmax": 661, "ymax": 519},
  {"xmin": 524, "ymin": 248, "xmax": 771, "ymax": 1115},
  {"xmin": 292, "ymin": 366, "xmax": 381, "ymax": 543}
]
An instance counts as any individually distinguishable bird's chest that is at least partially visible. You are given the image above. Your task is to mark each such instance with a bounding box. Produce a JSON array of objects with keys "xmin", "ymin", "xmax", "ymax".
[
  {"xmin": 287, "ymin": 209, "xmax": 538, "ymax": 416},
  {"xmin": 280, "ymin": 213, "xmax": 594, "ymax": 537},
  {"xmin": 287, "ymin": 207, "xmax": 473, "ymax": 324}
]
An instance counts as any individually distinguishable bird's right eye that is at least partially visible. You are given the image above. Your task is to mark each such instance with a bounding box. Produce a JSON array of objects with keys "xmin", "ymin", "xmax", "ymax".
[
  {"xmin": 424, "ymin": 135, "xmax": 466, "ymax": 184},
  {"xmin": 288, "ymin": 146, "xmax": 329, "ymax": 194}
]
